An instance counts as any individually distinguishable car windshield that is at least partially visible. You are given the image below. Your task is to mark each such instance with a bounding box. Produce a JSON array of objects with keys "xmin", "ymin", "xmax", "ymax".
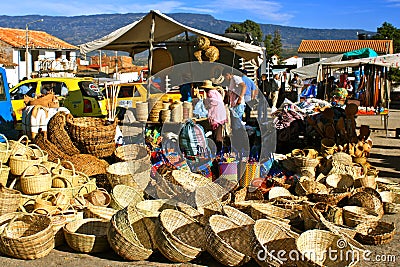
[{"xmin": 79, "ymin": 81, "xmax": 102, "ymax": 97}]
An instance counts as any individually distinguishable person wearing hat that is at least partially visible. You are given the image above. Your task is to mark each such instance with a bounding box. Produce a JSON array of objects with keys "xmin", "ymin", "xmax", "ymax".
[
  {"xmin": 201, "ymin": 80, "xmax": 227, "ymax": 152},
  {"xmin": 223, "ymin": 69, "xmax": 247, "ymax": 121}
]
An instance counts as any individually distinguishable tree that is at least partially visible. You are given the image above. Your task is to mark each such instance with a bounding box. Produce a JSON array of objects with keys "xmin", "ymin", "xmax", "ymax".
[
  {"xmin": 264, "ymin": 34, "xmax": 273, "ymax": 57},
  {"xmin": 271, "ymin": 30, "xmax": 282, "ymax": 59},
  {"xmin": 225, "ymin": 20, "xmax": 263, "ymax": 43},
  {"xmin": 373, "ymin": 22, "xmax": 400, "ymax": 53}
]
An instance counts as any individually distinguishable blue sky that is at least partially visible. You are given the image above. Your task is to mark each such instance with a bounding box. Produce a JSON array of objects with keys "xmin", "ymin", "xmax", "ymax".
[{"xmin": 2, "ymin": 0, "xmax": 399, "ymax": 31}]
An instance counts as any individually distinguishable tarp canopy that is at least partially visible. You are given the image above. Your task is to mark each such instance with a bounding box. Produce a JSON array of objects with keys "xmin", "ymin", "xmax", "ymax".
[
  {"xmin": 320, "ymin": 53, "xmax": 400, "ymax": 69},
  {"xmin": 291, "ymin": 54, "xmax": 343, "ymax": 79},
  {"xmin": 79, "ymin": 10, "xmax": 264, "ymax": 65},
  {"xmin": 342, "ymin": 48, "xmax": 378, "ymax": 60}
]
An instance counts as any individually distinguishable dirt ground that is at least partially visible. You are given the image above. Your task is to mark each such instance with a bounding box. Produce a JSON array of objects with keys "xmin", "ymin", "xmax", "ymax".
[{"xmin": 0, "ymin": 110, "xmax": 399, "ymax": 267}]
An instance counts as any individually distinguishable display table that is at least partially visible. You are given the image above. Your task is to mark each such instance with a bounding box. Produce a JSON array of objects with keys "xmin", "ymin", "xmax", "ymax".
[{"xmin": 355, "ymin": 110, "xmax": 389, "ymax": 137}]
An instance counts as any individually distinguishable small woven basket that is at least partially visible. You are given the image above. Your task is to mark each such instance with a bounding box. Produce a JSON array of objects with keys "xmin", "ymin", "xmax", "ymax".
[
  {"xmin": 205, "ymin": 214, "xmax": 252, "ymax": 266},
  {"xmin": 380, "ymin": 191, "xmax": 400, "ymax": 214},
  {"xmin": 114, "ymin": 144, "xmax": 149, "ymax": 162},
  {"xmin": 20, "ymin": 164, "xmax": 52, "ymax": 195},
  {"xmin": 110, "ymin": 184, "xmax": 144, "ymax": 210},
  {"xmin": 0, "ymin": 162, "xmax": 10, "ymax": 187},
  {"xmin": 84, "ymin": 188, "xmax": 111, "ymax": 207},
  {"xmin": 84, "ymin": 202, "xmax": 117, "ymax": 221},
  {"xmin": 0, "ymin": 184, "xmax": 22, "ymax": 216},
  {"xmin": 63, "ymin": 218, "xmax": 109, "ymax": 253},
  {"xmin": 342, "ymin": 206, "xmax": 380, "ymax": 227},
  {"xmin": 354, "ymin": 221, "xmax": 396, "ymax": 245},
  {"xmin": 295, "ymin": 179, "xmax": 329, "ymax": 196},
  {"xmin": 222, "ymin": 205, "xmax": 254, "ymax": 226},
  {"xmin": 9, "ymin": 147, "xmax": 41, "ymax": 176},
  {"xmin": 0, "ymin": 213, "xmax": 54, "ymax": 260},
  {"xmin": 107, "ymin": 205, "xmax": 153, "ymax": 260},
  {"xmin": 155, "ymin": 209, "xmax": 206, "ymax": 262},
  {"xmin": 51, "ymin": 160, "xmax": 81, "ymax": 188}
]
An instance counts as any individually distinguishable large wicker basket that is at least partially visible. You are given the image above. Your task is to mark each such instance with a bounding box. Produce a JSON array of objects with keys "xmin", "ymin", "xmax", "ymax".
[
  {"xmin": 110, "ymin": 184, "xmax": 144, "ymax": 210},
  {"xmin": 63, "ymin": 218, "xmax": 109, "ymax": 253},
  {"xmin": 0, "ymin": 133, "xmax": 11, "ymax": 163},
  {"xmin": 205, "ymin": 214, "xmax": 252, "ymax": 266},
  {"xmin": 107, "ymin": 205, "xmax": 153, "ymax": 260},
  {"xmin": 114, "ymin": 144, "xmax": 149, "ymax": 162},
  {"xmin": 66, "ymin": 114, "xmax": 117, "ymax": 158},
  {"xmin": 155, "ymin": 209, "xmax": 206, "ymax": 262},
  {"xmin": 106, "ymin": 161, "xmax": 151, "ymax": 191},
  {"xmin": 0, "ymin": 213, "xmax": 54, "ymax": 260}
]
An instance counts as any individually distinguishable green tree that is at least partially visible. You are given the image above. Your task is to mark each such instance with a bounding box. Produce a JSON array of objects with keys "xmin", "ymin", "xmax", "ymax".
[
  {"xmin": 264, "ymin": 34, "xmax": 273, "ymax": 57},
  {"xmin": 373, "ymin": 22, "xmax": 400, "ymax": 53},
  {"xmin": 271, "ymin": 30, "xmax": 282, "ymax": 59},
  {"xmin": 225, "ymin": 20, "xmax": 263, "ymax": 43}
]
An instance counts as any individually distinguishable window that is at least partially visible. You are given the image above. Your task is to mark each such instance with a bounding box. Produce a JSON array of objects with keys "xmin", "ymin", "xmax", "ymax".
[
  {"xmin": 118, "ymin": 86, "xmax": 135, "ymax": 98},
  {"xmin": 55, "ymin": 51, "xmax": 62, "ymax": 60},
  {"xmin": 0, "ymin": 73, "xmax": 6, "ymax": 101},
  {"xmin": 31, "ymin": 50, "xmax": 39, "ymax": 62},
  {"xmin": 41, "ymin": 81, "xmax": 63, "ymax": 95},
  {"xmin": 66, "ymin": 51, "xmax": 71, "ymax": 61},
  {"xmin": 19, "ymin": 50, "xmax": 26, "ymax": 61},
  {"xmin": 10, "ymin": 82, "xmax": 37, "ymax": 99}
]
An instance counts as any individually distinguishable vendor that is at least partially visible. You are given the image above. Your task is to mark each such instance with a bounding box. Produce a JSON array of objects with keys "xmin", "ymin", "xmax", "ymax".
[
  {"xmin": 201, "ymin": 80, "xmax": 227, "ymax": 152},
  {"xmin": 300, "ymin": 79, "xmax": 318, "ymax": 100}
]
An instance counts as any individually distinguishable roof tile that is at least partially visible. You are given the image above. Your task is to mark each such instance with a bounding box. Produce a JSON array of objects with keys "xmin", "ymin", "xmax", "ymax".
[
  {"xmin": 0, "ymin": 27, "xmax": 77, "ymax": 50},
  {"xmin": 298, "ymin": 40, "xmax": 393, "ymax": 54}
]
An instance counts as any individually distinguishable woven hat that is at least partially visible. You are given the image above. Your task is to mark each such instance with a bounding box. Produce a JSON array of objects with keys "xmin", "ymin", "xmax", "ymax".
[{"xmin": 200, "ymin": 80, "xmax": 215, "ymax": 89}]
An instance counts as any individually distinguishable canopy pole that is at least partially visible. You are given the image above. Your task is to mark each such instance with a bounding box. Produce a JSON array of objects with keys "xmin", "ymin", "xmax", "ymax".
[{"xmin": 147, "ymin": 12, "xmax": 156, "ymax": 101}]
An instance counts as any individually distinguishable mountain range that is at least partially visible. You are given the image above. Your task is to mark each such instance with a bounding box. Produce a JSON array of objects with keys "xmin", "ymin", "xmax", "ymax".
[{"xmin": 0, "ymin": 12, "xmax": 375, "ymax": 49}]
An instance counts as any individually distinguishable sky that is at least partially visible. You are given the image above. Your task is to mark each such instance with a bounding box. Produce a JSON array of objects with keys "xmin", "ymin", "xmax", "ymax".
[{"xmin": 2, "ymin": 0, "xmax": 399, "ymax": 31}]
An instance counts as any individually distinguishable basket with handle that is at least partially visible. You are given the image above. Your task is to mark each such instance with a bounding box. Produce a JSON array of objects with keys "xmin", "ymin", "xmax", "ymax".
[
  {"xmin": 252, "ymin": 218, "xmax": 300, "ymax": 267},
  {"xmin": 0, "ymin": 161, "xmax": 10, "ymax": 187},
  {"xmin": 9, "ymin": 135, "xmax": 29, "ymax": 155},
  {"xmin": 0, "ymin": 133, "xmax": 11, "ymax": 163},
  {"xmin": 20, "ymin": 164, "xmax": 52, "ymax": 195},
  {"xmin": 107, "ymin": 204, "xmax": 153, "ymax": 260},
  {"xmin": 155, "ymin": 209, "xmax": 206, "ymax": 262},
  {"xmin": 205, "ymin": 214, "xmax": 252, "ymax": 266},
  {"xmin": 26, "ymin": 143, "xmax": 48, "ymax": 163},
  {"xmin": 63, "ymin": 218, "xmax": 109, "ymax": 253},
  {"xmin": 51, "ymin": 160, "xmax": 82, "ymax": 188},
  {"xmin": 9, "ymin": 146, "xmax": 41, "ymax": 176},
  {"xmin": 0, "ymin": 213, "xmax": 54, "ymax": 260},
  {"xmin": 33, "ymin": 192, "xmax": 65, "ymax": 215},
  {"xmin": 48, "ymin": 175, "xmax": 97, "ymax": 200},
  {"xmin": 84, "ymin": 202, "xmax": 117, "ymax": 221}
]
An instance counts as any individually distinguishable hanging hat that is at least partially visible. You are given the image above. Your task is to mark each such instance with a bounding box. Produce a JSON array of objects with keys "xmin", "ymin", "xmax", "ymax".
[{"xmin": 200, "ymin": 80, "xmax": 215, "ymax": 89}]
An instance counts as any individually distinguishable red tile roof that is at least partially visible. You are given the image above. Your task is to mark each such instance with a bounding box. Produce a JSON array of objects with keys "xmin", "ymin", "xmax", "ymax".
[
  {"xmin": 0, "ymin": 27, "xmax": 77, "ymax": 50},
  {"xmin": 298, "ymin": 40, "xmax": 393, "ymax": 54}
]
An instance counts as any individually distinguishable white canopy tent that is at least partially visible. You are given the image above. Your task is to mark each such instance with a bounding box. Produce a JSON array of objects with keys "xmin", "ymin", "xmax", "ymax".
[
  {"xmin": 319, "ymin": 53, "xmax": 400, "ymax": 70},
  {"xmin": 79, "ymin": 10, "xmax": 264, "ymax": 64}
]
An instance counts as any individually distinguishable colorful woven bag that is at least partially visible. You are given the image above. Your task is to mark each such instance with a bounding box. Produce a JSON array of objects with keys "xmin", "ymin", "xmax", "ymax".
[
  {"xmin": 218, "ymin": 161, "xmax": 238, "ymax": 182},
  {"xmin": 239, "ymin": 161, "xmax": 260, "ymax": 188}
]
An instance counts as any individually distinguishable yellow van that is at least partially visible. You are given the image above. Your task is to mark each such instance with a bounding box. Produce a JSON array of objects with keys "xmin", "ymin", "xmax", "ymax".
[{"xmin": 10, "ymin": 77, "xmax": 108, "ymax": 120}]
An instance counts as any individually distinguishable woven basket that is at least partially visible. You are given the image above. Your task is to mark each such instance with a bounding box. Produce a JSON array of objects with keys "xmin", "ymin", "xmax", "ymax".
[
  {"xmin": 222, "ymin": 205, "xmax": 254, "ymax": 226},
  {"xmin": 175, "ymin": 202, "xmax": 203, "ymax": 221},
  {"xmin": 342, "ymin": 206, "xmax": 380, "ymax": 227},
  {"xmin": 380, "ymin": 191, "xmax": 400, "ymax": 214},
  {"xmin": 197, "ymin": 36, "xmax": 210, "ymax": 50},
  {"xmin": 354, "ymin": 175, "xmax": 377, "ymax": 189},
  {"xmin": 68, "ymin": 154, "xmax": 109, "ymax": 177},
  {"xmin": 66, "ymin": 115, "xmax": 116, "ymax": 158},
  {"xmin": 107, "ymin": 205, "xmax": 153, "ymax": 260},
  {"xmin": 51, "ymin": 160, "xmax": 82, "ymax": 188},
  {"xmin": 110, "ymin": 184, "xmax": 144, "ymax": 210},
  {"xmin": 48, "ymin": 176, "xmax": 97, "ymax": 200},
  {"xmin": 252, "ymin": 219, "xmax": 300, "ymax": 267},
  {"xmin": 84, "ymin": 202, "xmax": 117, "ymax": 221},
  {"xmin": 20, "ymin": 164, "xmax": 52, "ymax": 195},
  {"xmin": 354, "ymin": 221, "xmax": 395, "ymax": 245},
  {"xmin": 325, "ymin": 173, "xmax": 354, "ymax": 191},
  {"xmin": 9, "ymin": 135, "xmax": 29, "ymax": 155},
  {"xmin": 0, "ymin": 213, "xmax": 54, "ymax": 260},
  {"xmin": 295, "ymin": 179, "xmax": 329, "ymax": 196},
  {"xmin": 0, "ymin": 133, "xmax": 11, "ymax": 164},
  {"xmin": 205, "ymin": 214, "xmax": 252, "ymax": 266},
  {"xmin": 234, "ymin": 186, "xmax": 264, "ymax": 203},
  {"xmin": 64, "ymin": 218, "xmax": 109, "ymax": 253},
  {"xmin": 33, "ymin": 192, "xmax": 67, "ymax": 214},
  {"xmin": 307, "ymin": 192, "xmax": 351, "ymax": 206},
  {"xmin": 47, "ymin": 111, "xmax": 80, "ymax": 156},
  {"xmin": 293, "ymin": 155, "xmax": 320, "ymax": 168},
  {"xmin": 250, "ymin": 202, "xmax": 298, "ymax": 221},
  {"xmin": 297, "ymin": 229, "xmax": 359, "ymax": 267},
  {"xmin": 332, "ymin": 152, "xmax": 353, "ymax": 166},
  {"xmin": 9, "ymin": 147, "xmax": 41, "ymax": 176},
  {"xmin": 268, "ymin": 186, "xmax": 292, "ymax": 200},
  {"xmin": 114, "ymin": 144, "xmax": 149, "ymax": 162},
  {"xmin": 348, "ymin": 190, "xmax": 384, "ymax": 218},
  {"xmin": 106, "ymin": 161, "xmax": 151, "ymax": 191},
  {"xmin": 33, "ymin": 131, "xmax": 69, "ymax": 163},
  {"xmin": 84, "ymin": 188, "xmax": 111, "ymax": 207},
  {"xmin": 0, "ymin": 184, "xmax": 22, "ymax": 216},
  {"xmin": 155, "ymin": 209, "xmax": 206, "ymax": 262},
  {"xmin": 0, "ymin": 162, "xmax": 10, "ymax": 187},
  {"xmin": 26, "ymin": 144, "xmax": 48, "ymax": 163}
]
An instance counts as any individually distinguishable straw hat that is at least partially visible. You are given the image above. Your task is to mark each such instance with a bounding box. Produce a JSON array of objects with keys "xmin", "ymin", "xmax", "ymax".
[{"xmin": 200, "ymin": 80, "xmax": 215, "ymax": 89}]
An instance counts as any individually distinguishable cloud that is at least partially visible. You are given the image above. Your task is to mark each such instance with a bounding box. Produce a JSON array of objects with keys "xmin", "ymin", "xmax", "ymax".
[{"xmin": 385, "ymin": 0, "xmax": 400, "ymax": 6}]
